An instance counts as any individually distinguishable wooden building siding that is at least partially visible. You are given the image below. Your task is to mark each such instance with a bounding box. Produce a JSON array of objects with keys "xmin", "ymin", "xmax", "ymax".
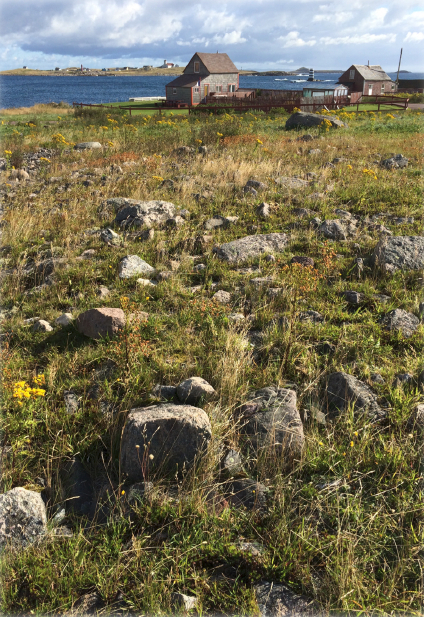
[{"xmin": 338, "ymin": 65, "xmax": 396, "ymax": 95}]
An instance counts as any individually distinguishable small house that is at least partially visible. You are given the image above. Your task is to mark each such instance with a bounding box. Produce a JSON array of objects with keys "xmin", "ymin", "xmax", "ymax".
[
  {"xmin": 338, "ymin": 64, "xmax": 396, "ymax": 95},
  {"xmin": 166, "ymin": 52, "xmax": 239, "ymax": 105},
  {"xmin": 160, "ymin": 60, "xmax": 175, "ymax": 68}
]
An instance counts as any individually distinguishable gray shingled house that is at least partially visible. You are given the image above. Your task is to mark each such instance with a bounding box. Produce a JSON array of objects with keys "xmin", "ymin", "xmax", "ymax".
[
  {"xmin": 338, "ymin": 64, "xmax": 396, "ymax": 95},
  {"xmin": 165, "ymin": 52, "xmax": 239, "ymax": 105}
]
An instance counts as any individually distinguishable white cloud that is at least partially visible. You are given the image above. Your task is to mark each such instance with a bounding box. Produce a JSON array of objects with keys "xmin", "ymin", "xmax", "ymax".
[
  {"xmin": 404, "ymin": 31, "xmax": 424, "ymax": 41},
  {"xmin": 278, "ymin": 31, "xmax": 316, "ymax": 47},
  {"xmin": 213, "ymin": 31, "xmax": 247, "ymax": 45},
  {"xmin": 320, "ymin": 33, "xmax": 396, "ymax": 45},
  {"xmin": 313, "ymin": 12, "xmax": 353, "ymax": 23}
]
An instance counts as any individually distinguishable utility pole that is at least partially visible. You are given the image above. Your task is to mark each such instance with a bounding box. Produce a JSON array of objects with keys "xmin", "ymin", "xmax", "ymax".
[{"xmin": 396, "ymin": 48, "xmax": 403, "ymax": 87}]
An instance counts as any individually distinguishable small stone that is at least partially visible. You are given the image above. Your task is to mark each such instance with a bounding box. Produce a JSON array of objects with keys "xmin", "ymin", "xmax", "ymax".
[
  {"xmin": 228, "ymin": 313, "xmax": 245, "ymax": 323},
  {"xmin": 381, "ymin": 154, "xmax": 408, "ymax": 169},
  {"xmin": 224, "ymin": 478, "xmax": 269, "ymax": 510},
  {"xmin": 55, "ymin": 313, "xmax": 73, "ymax": 326},
  {"xmin": 291, "ymin": 256, "xmax": 314, "ymax": 268},
  {"xmin": 326, "ymin": 372, "xmax": 385, "ymax": 420},
  {"xmin": 317, "ymin": 341, "xmax": 335, "ymax": 355},
  {"xmin": 157, "ymin": 271, "xmax": 174, "ymax": 282},
  {"xmin": 343, "ymin": 291, "xmax": 364, "ymax": 305},
  {"xmin": 64, "ymin": 390, "xmax": 80, "ymax": 415},
  {"xmin": 32, "ymin": 319, "xmax": 53, "ymax": 332},
  {"xmin": 135, "ymin": 228, "xmax": 155, "ymax": 242},
  {"xmin": 370, "ymin": 373, "xmax": 385, "ymax": 384},
  {"xmin": 166, "ymin": 215, "xmax": 185, "ymax": 227},
  {"xmin": 96, "ymin": 286, "xmax": 110, "ymax": 299},
  {"xmin": 194, "ymin": 263, "xmax": 207, "ymax": 271},
  {"xmin": 221, "ymin": 449, "xmax": 244, "ymax": 478},
  {"xmin": 308, "ymin": 148, "xmax": 321, "ymax": 155},
  {"xmin": 119, "ymin": 255, "xmax": 155, "ymax": 279},
  {"xmin": 176, "ymin": 377, "xmax": 217, "ymax": 406},
  {"xmin": 212, "ymin": 290, "xmax": 231, "ymax": 304},
  {"xmin": 265, "ymin": 254, "xmax": 275, "ymax": 263},
  {"xmin": 79, "ymin": 249, "xmax": 96, "ymax": 259},
  {"xmin": 393, "ymin": 373, "xmax": 414, "ymax": 387},
  {"xmin": 151, "ymin": 384, "xmax": 177, "ymax": 401},
  {"xmin": 256, "ymin": 202, "xmax": 270, "ymax": 219},
  {"xmin": 245, "ymin": 179, "xmax": 268, "ymax": 192},
  {"xmin": 68, "ymin": 591, "xmax": 104, "ymax": 615},
  {"xmin": 100, "ymin": 228, "xmax": 122, "ymax": 246},
  {"xmin": 171, "ymin": 592, "xmax": 198, "ymax": 612},
  {"xmin": 76, "ymin": 307, "xmax": 125, "ymax": 339},
  {"xmin": 297, "ymin": 310, "xmax": 324, "ymax": 323},
  {"xmin": 74, "ymin": 142, "xmax": 102, "ymax": 150},
  {"xmin": 379, "ymin": 309, "xmax": 419, "ymax": 338},
  {"xmin": 137, "ymin": 278, "xmax": 157, "ymax": 287}
]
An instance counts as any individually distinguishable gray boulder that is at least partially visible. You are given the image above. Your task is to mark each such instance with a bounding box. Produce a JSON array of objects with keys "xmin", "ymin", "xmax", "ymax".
[
  {"xmin": 68, "ymin": 591, "xmax": 104, "ymax": 615},
  {"xmin": 120, "ymin": 404, "xmax": 212, "ymax": 481},
  {"xmin": 379, "ymin": 309, "xmax": 419, "ymax": 338},
  {"xmin": 221, "ymin": 449, "xmax": 245, "ymax": 478},
  {"xmin": 239, "ymin": 387, "xmax": 304, "ymax": 463},
  {"xmin": 326, "ymin": 372, "xmax": 385, "ymax": 420},
  {"xmin": 372, "ymin": 236, "xmax": 424, "ymax": 273},
  {"xmin": 256, "ymin": 202, "xmax": 271, "ymax": 219},
  {"xmin": 343, "ymin": 291, "xmax": 364, "ymax": 305},
  {"xmin": 74, "ymin": 142, "xmax": 102, "ymax": 150},
  {"xmin": 118, "ymin": 255, "xmax": 155, "ymax": 279},
  {"xmin": 212, "ymin": 290, "xmax": 231, "ymax": 304},
  {"xmin": 111, "ymin": 199, "xmax": 177, "ymax": 228},
  {"xmin": 286, "ymin": 111, "xmax": 348, "ymax": 129},
  {"xmin": 224, "ymin": 478, "xmax": 269, "ymax": 510},
  {"xmin": 244, "ymin": 179, "xmax": 268, "ymax": 193},
  {"xmin": 32, "ymin": 319, "xmax": 53, "ymax": 332},
  {"xmin": 151, "ymin": 384, "xmax": 177, "ymax": 401},
  {"xmin": 381, "ymin": 154, "xmax": 408, "ymax": 169},
  {"xmin": 0, "ymin": 487, "xmax": 47, "ymax": 550},
  {"xmin": 214, "ymin": 233, "xmax": 289, "ymax": 264},
  {"xmin": 254, "ymin": 581, "xmax": 315, "ymax": 617},
  {"xmin": 76, "ymin": 307, "xmax": 125, "ymax": 339},
  {"xmin": 100, "ymin": 228, "xmax": 122, "ymax": 246},
  {"xmin": 275, "ymin": 176, "xmax": 309, "ymax": 189},
  {"xmin": 176, "ymin": 376, "xmax": 217, "ymax": 406},
  {"xmin": 171, "ymin": 592, "xmax": 198, "ymax": 612},
  {"xmin": 318, "ymin": 219, "xmax": 358, "ymax": 240},
  {"xmin": 204, "ymin": 215, "xmax": 239, "ymax": 231},
  {"xmin": 55, "ymin": 313, "xmax": 74, "ymax": 326}
]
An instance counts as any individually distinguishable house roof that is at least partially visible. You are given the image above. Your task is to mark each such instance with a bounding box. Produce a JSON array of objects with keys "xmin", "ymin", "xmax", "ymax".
[
  {"xmin": 350, "ymin": 64, "xmax": 392, "ymax": 81},
  {"xmin": 166, "ymin": 74, "xmax": 200, "ymax": 88},
  {"xmin": 188, "ymin": 52, "xmax": 238, "ymax": 74}
]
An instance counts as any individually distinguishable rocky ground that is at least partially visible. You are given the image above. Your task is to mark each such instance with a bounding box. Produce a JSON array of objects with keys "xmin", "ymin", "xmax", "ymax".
[{"xmin": 0, "ymin": 105, "xmax": 423, "ymax": 616}]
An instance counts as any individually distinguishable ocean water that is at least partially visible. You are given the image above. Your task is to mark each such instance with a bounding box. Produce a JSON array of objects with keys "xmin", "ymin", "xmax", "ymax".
[{"xmin": 0, "ymin": 72, "xmax": 423, "ymax": 109}]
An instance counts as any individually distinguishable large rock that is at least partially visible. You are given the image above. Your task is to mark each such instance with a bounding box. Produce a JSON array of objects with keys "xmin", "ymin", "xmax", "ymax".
[
  {"xmin": 254, "ymin": 581, "xmax": 315, "ymax": 617},
  {"xmin": 286, "ymin": 111, "xmax": 348, "ymax": 130},
  {"xmin": 379, "ymin": 309, "xmax": 419, "ymax": 338},
  {"xmin": 176, "ymin": 376, "xmax": 217, "ymax": 406},
  {"xmin": 118, "ymin": 255, "xmax": 155, "ymax": 279},
  {"xmin": 372, "ymin": 236, "xmax": 424, "ymax": 273},
  {"xmin": 239, "ymin": 387, "xmax": 304, "ymax": 463},
  {"xmin": 326, "ymin": 372, "xmax": 385, "ymax": 420},
  {"xmin": 224, "ymin": 478, "xmax": 269, "ymax": 510},
  {"xmin": 120, "ymin": 404, "xmax": 212, "ymax": 481},
  {"xmin": 318, "ymin": 218, "xmax": 358, "ymax": 240},
  {"xmin": 76, "ymin": 307, "xmax": 125, "ymax": 339},
  {"xmin": 0, "ymin": 487, "xmax": 47, "ymax": 550},
  {"xmin": 213, "ymin": 233, "xmax": 289, "ymax": 264},
  {"xmin": 74, "ymin": 142, "xmax": 102, "ymax": 150},
  {"xmin": 61, "ymin": 455, "xmax": 94, "ymax": 517},
  {"xmin": 111, "ymin": 199, "xmax": 177, "ymax": 228}
]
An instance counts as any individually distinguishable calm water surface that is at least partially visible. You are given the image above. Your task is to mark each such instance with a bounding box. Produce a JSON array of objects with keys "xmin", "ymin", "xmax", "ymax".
[{"xmin": 1, "ymin": 73, "xmax": 423, "ymax": 109}]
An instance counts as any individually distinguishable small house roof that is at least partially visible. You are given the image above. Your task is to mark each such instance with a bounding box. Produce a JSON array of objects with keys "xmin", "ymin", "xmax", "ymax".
[
  {"xmin": 186, "ymin": 52, "xmax": 238, "ymax": 74},
  {"xmin": 350, "ymin": 64, "xmax": 392, "ymax": 81},
  {"xmin": 166, "ymin": 74, "xmax": 200, "ymax": 88}
]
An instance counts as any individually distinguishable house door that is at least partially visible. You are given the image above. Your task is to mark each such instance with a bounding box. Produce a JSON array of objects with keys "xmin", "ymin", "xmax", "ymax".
[
  {"xmin": 368, "ymin": 85, "xmax": 373, "ymax": 95},
  {"xmin": 204, "ymin": 84, "xmax": 209, "ymax": 97}
]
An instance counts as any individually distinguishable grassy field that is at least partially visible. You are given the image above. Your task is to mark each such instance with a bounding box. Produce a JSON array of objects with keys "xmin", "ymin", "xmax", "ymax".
[{"xmin": 0, "ymin": 103, "xmax": 423, "ymax": 616}]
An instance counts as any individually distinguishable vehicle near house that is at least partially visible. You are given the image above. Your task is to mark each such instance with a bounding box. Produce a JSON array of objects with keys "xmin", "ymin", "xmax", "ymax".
[
  {"xmin": 165, "ymin": 52, "xmax": 239, "ymax": 105},
  {"xmin": 338, "ymin": 64, "xmax": 396, "ymax": 95}
]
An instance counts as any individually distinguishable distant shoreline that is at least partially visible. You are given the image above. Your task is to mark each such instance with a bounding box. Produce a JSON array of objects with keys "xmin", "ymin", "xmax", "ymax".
[{"xmin": 0, "ymin": 68, "xmax": 345, "ymax": 77}]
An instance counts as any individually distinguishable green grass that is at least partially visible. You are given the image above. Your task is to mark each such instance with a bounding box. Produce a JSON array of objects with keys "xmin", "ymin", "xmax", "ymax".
[{"xmin": 0, "ymin": 103, "xmax": 424, "ymax": 616}]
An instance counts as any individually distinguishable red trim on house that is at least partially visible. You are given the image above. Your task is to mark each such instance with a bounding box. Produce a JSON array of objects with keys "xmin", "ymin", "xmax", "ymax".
[{"xmin": 191, "ymin": 87, "xmax": 193, "ymax": 105}]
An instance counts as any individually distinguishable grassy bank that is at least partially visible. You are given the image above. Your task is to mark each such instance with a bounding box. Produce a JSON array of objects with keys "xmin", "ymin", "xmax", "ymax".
[{"xmin": 0, "ymin": 103, "xmax": 423, "ymax": 616}]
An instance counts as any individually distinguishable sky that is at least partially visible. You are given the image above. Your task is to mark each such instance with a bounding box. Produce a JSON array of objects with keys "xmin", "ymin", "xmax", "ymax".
[{"xmin": 0, "ymin": 0, "xmax": 423, "ymax": 72}]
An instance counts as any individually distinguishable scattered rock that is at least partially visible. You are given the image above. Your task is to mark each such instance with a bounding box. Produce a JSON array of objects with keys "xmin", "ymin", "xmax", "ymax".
[
  {"xmin": 286, "ymin": 111, "xmax": 347, "ymax": 130},
  {"xmin": 68, "ymin": 591, "xmax": 104, "ymax": 615},
  {"xmin": 118, "ymin": 255, "xmax": 155, "ymax": 279},
  {"xmin": 100, "ymin": 228, "xmax": 122, "ymax": 246},
  {"xmin": 112, "ymin": 199, "xmax": 177, "ymax": 229},
  {"xmin": 239, "ymin": 387, "xmax": 304, "ymax": 463},
  {"xmin": 297, "ymin": 134, "xmax": 314, "ymax": 142},
  {"xmin": 96, "ymin": 286, "xmax": 110, "ymax": 299},
  {"xmin": 135, "ymin": 228, "xmax": 155, "ymax": 242},
  {"xmin": 166, "ymin": 215, "xmax": 185, "ymax": 228},
  {"xmin": 137, "ymin": 278, "xmax": 157, "ymax": 287},
  {"xmin": 316, "ymin": 342, "xmax": 335, "ymax": 355},
  {"xmin": 221, "ymin": 449, "xmax": 244, "ymax": 478},
  {"xmin": 63, "ymin": 390, "xmax": 80, "ymax": 415},
  {"xmin": 381, "ymin": 154, "xmax": 408, "ymax": 169},
  {"xmin": 212, "ymin": 290, "xmax": 231, "ymax": 304},
  {"xmin": 224, "ymin": 478, "xmax": 269, "ymax": 510},
  {"xmin": 204, "ymin": 215, "xmax": 238, "ymax": 230},
  {"xmin": 291, "ymin": 256, "xmax": 314, "ymax": 268},
  {"xmin": 151, "ymin": 384, "xmax": 177, "ymax": 401},
  {"xmin": 61, "ymin": 455, "xmax": 94, "ymax": 517},
  {"xmin": 407, "ymin": 404, "xmax": 424, "ymax": 434},
  {"xmin": 326, "ymin": 372, "xmax": 385, "ymax": 420},
  {"xmin": 244, "ymin": 179, "xmax": 268, "ymax": 193},
  {"xmin": 237, "ymin": 540, "xmax": 265, "ymax": 556},
  {"xmin": 55, "ymin": 313, "xmax": 74, "ymax": 326},
  {"xmin": 120, "ymin": 404, "xmax": 212, "ymax": 481},
  {"xmin": 74, "ymin": 142, "xmax": 102, "ymax": 150},
  {"xmin": 256, "ymin": 202, "xmax": 271, "ymax": 219},
  {"xmin": 176, "ymin": 376, "xmax": 217, "ymax": 406},
  {"xmin": 254, "ymin": 581, "xmax": 315, "ymax": 617},
  {"xmin": 126, "ymin": 482, "xmax": 154, "ymax": 505},
  {"xmin": 79, "ymin": 249, "xmax": 96, "ymax": 260},
  {"xmin": 318, "ymin": 219, "xmax": 357, "ymax": 240},
  {"xmin": 370, "ymin": 373, "xmax": 385, "ymax": 384},
  {"xmin": 76, "ymin": 307, "xmax": 125, "ymax": 339},
  {"xmin": 214, "ymin": 233, "xmax": 289, "ymax": 264},
  {"xmin": 297, "ymin": 310, "xmax": 324, "ymax": 323},
  {"xmin": 0, "ymin": 487, "xmax": 47, "ymax": 550},
  {"xmin": 372, "ymin": 236, "xmax": 424, "ymax": 273},
  {"xmin": 308, "ymin": 148, "xmax": 321, "ymax": 155},
  {"xmin": 379, "ymin": 309, "xmax": 419, "ymax": 338},
  {"xmin": 393, "ymin": 373, "xmax": 414, "ymax": 387},
  {"xmin": 275, "ymin": 176, "xmax": 309, "ymax": 189},
  {"xmin": 171, "ymin": 592, "xmax": 198, "ymax": 612},
  {"xmin": 228, "ymin": 313, "xmax": 245, "ymax": 322},
  {"xmin": 343, "ymin": 291, "xmax": 364, "ymax": 305},
  {"xmin": 32, "ymin": 319, "xmax": 53, "ymax": 332}
]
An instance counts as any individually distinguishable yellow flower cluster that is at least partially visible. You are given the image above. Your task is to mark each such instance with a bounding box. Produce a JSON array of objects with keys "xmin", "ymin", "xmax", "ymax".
[
  {"xmin": 363, "ymin": 168, "xmax": 377, "ymax": 180},
  {"xmin": 4, "ymin": 150, "xmax": 12, "ymax": 156},
  {"xmin": 13, "ymin": 374, "xmax": 46, "ymax": 401},
  {"xmin": 39, "ymin": 157, "xmax": 51, "ymax": 163},
  {"xmin": 52, "ymin": 133, "xmax": 74, "ymax": 146}
]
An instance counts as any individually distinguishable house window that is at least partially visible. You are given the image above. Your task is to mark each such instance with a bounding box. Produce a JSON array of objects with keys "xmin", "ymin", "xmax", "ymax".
[
  {"xmin": 381, "ymin": 83, "xmax": 385, "ymax": 92},
  {"xmin": 194, "ymin": 61, "xmax": 200, "ymax": 73},
  {"xmin": 194, "ymin": 87, "xmax": 199, "ymax": 93},
  {"xmin": 216, "ymin": 85, "xmax": 222, "ymax": 93},
  {"xmin": 228, "ymin": 84, "xmax": 236, "ymax": 92},
  {"xmin": 173, "ymin": 88, "xmax": 177, "ymax": 95},
  {"xmin": 391, "ymin": 83, "xmax": 395, "ymax": 89},
  {"xmin": 349, "ymin": 69, "xmax": 355, "ymax": 80}
]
